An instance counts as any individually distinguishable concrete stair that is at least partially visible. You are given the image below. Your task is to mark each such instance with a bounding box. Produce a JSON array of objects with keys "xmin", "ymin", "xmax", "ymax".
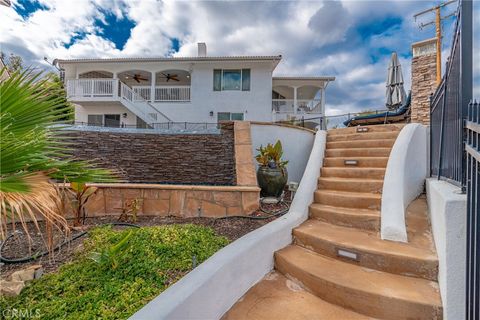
[
  {"xmin": 224, "ymin": 124, "xmax": 442, "ymax": 320},
  {"xmin": 275, "ymin": 246, "xmax": 442, "ymax": 320}
]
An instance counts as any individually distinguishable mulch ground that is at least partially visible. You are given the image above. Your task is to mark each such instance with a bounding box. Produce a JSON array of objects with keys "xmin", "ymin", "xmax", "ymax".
[{"xmin": 1, "ymin": 192, "xmax": 291, "ymax": 279}]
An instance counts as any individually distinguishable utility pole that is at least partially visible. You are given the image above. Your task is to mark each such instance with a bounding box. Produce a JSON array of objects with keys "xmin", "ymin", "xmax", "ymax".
[{"xmin": 414, "ymin": 0, "xmax": 457, "ymax": 85}]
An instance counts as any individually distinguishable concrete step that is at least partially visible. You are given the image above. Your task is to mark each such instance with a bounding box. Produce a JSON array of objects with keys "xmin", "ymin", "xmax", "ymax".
[
  {"xmin": 325, "ymin": 147, "xmax": 392, "ymax": 158},
  {"xmin": 328, "ymin": 124, "xmax": 404, "ymax": 136},
  {"xmin": 314, "ymin": 190, "xmax": 381, "ymax": 210},
  {"xmin": 321, "ymin": 167, "xmax": 385, "ymax": 179},
  {"xmin": 309, "ymin": 203, "xmax": 380, "ymax": 231},
  {"xmin": 318, "ymin": 177, "xmax": 383, "ymax": 193},
  {"xmin": 327, "ymin": 139, "xmax": 396, "ymax": 149},
  {"xmin": 222, "ymin": 272, "xmax": 372, "ymax": 320},
  {"xmin": 327, "ymin": 131, "xmax": 399, "ymax": 142},
  {"xmin": 323, "ymin": 157, "xmax": 389, "ymax": 168},
  {"xmin": 275, "ymin": 246, "xmax": 443, "ymax": 320},
  {"xmin": 293, "ymin": 220, "xmax": 438, "ymax": 281}
]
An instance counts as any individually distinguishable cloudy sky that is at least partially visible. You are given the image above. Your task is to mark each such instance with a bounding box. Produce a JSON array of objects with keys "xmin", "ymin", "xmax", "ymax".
[{"xmin": 0, "ymin": 0, "xmax": 478, "ymax": 115}]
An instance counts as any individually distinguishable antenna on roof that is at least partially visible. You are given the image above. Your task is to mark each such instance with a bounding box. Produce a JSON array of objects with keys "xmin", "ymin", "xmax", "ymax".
[{"xmin": 413, "ymin": 0, "xmax": 457, "ymax": 84}]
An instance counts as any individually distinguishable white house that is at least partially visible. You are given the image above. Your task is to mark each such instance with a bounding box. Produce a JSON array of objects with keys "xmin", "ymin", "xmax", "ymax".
[{"xmin": 57, "ymin": 43, "xmax": 334, "ymax": 128}]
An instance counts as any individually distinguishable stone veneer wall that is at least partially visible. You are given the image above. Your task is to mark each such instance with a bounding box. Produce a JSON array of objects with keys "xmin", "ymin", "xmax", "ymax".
[
  {"xmin": 65, "ymin": 121, "xmax": 260, "ymax": 218},
  {"xmin": 411, "ymin": 38, "xmax": 438, "ymax": 125},
  {"xmin": 66, "ymin": 123, "xmax": 236, "ymax": 186},
  {"xmin": 82, "ymin": 184, "xmax": 259, "ymax": 218}
]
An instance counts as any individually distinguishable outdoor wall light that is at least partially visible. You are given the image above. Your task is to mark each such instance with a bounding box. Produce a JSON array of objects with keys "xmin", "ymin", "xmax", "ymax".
[
  {"xmin": 209, "ymin": 111, "xmax": 214, "ymax": 117},
  {"xmin": 122, "ymin": 113, "xmax": 127, "ymax": 118}
]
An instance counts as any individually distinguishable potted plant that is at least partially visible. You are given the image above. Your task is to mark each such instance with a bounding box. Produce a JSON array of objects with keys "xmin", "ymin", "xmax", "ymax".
[{"xmin": 255, "ymin": 140, "xmax": 288, "ymax": 198}]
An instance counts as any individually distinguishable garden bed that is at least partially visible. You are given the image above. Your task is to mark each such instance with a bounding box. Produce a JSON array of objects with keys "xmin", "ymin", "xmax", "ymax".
[{"xmin": 1, "ymin": 224, "xmax": 230, "ymax": 319}]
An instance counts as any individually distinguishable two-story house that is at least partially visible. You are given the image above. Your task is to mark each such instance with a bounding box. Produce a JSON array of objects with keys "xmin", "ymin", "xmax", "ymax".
[{"xmin": 57, "ymin": 43, "xmax": 334, "ymax": 128}]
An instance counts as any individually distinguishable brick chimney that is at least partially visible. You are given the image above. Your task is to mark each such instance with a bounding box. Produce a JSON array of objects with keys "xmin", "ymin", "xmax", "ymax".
[{"xmin": 410, "ymin": 37, "xmax": 438, "ymax": 125}]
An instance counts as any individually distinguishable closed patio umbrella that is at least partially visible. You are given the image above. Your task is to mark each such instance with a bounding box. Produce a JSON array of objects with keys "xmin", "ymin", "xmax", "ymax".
[{"xmin": 385, "ymin": 52, "xmax": 406, "ymax": 110}]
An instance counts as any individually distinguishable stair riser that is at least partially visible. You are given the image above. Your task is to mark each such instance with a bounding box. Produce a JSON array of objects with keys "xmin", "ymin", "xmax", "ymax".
[
  {"xmin": 293, "ymin": 230, "xmax": 438, "ymax": 281},
  {"xmin": 275, "ymin": 253, "xmax": 442, "ymax": 320},
  {"xmin": 314, "ymin": 192, "xmax": 381, "ymax": 210},
  {"xmin": 327, "ymin": 139, "xmax": 395, "ymax": 149},
  {"xmin": 318, "ymin": 178, "xmax": 383, "ymax": 193},
  {"xmin": 325, "ymin": 149, "xmax": 392, "ymax": 157},
  {"xmin": 327, "ymin": 131, "xmax": 399, "ymax": 142},
  {"xmin": 328, "ymin": 125, "xmax": 404, "ymax": 136},
  {"xmin": 309, "ymin": 206, "xmax": 379, "ymax": 231},
  {"xmin": 323, "ymin": 158, "xmax": 388, "ymax": 168},
  {"xmin": 321, "ymin": 168, "xmax": 385, "ymax": 179}
]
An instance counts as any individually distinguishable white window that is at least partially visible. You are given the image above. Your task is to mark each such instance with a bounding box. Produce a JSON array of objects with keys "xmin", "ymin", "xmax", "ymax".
[{"xmin": 213, "ymin": 69, "xmax": 250, "ymax": 91}]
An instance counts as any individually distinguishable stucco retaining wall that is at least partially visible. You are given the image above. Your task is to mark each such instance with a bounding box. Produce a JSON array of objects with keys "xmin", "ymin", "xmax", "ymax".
[
  {"xmin": 381, "ymin": 123, "xmax": 427, "ymax": 242},
  {"xmin": 250, "ymin": 122, "xmax": 315, "ymax": 183},
  {"xmin": 426, "ymin": 178, "xmax": 466, "ymax": 320}
]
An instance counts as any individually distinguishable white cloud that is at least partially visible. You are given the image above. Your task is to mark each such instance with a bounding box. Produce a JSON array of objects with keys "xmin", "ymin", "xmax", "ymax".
[{"xmin": 1, "ymin": 0, "xmax": 477, "ymax": 112}]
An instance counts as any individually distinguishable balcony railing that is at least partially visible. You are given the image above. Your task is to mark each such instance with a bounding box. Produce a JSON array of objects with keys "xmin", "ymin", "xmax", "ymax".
[
  {"xmin": 66, "ymin": 79, "xmax": 191, "ymax": 102},
  {"xmin": 67, "ymin": 78, "xmax": 116, "ymax": 98},
  {"xmin": 133, "ymin": 85, "xmax": 191, "ymax": 102},
  {"xmin": 272, "ymin": 99, "xmax": 322, "ymax": 114}
]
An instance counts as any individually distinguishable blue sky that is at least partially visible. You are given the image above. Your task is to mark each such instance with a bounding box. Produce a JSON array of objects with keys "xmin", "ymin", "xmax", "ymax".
[{"xmin": 1, "ymin": 0, "xmax": 478, "ymax": 114}]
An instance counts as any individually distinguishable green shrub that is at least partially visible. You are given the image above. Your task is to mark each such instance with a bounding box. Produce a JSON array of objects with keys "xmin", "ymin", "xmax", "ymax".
[{"xmin": 0, "ymin": 224, "xmax": 229, "ymax": 320}]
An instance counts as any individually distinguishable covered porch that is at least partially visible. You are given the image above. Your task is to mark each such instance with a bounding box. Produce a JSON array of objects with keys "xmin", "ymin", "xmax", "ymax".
[
  {"xmin": 272, "ymin": 76, "xmax": 335, "ymax": 123},
  {"xmin": 66, "ymin": 69, "xmax": 191, "ymax": 103}
]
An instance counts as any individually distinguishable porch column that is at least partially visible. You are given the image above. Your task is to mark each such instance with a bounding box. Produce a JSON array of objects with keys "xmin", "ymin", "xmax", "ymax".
[
  {"xmin": 113, "ymin": 72, "xmax": 118, "ymax": 99},
  {"xmin": 320, "ymin": 88, "xmax": 326, "ymax": 130},
  {"xmin": 150, "ymin": 72, "xmax": 156, "ymax": 103},
  {"xmin": 293, "ymin": 86, "xmax": 298, "ymax": 115}
]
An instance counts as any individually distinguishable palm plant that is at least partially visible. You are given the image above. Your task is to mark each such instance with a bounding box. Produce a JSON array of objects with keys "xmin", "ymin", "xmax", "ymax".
[{"xmin": 0, "ymin": 68, "xmax": 113, "ymax": 245}]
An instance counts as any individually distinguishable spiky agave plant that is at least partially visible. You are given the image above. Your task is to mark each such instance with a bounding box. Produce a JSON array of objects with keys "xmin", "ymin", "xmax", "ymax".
[{"xmin": 0, "ymin": 68, "xmax": 114, "ymax": 247}]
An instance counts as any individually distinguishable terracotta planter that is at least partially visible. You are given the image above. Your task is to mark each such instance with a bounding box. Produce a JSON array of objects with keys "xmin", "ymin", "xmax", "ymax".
[{"xmin": 256, "ymin": 166, "xmax": 288, "ymax": 198}]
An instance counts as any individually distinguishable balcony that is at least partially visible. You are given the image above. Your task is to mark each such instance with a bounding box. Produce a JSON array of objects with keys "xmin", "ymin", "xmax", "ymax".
[
  {"xmin": 133, "ymin": 85, "xmax": 191, "ymax": 102},
  {"xmin": 272, "ymin": 99, "xmax": 322, "ymax": 114},
  {"xmin": 66, "ymin": 79, "xmax": 191, "ymax": 103}
]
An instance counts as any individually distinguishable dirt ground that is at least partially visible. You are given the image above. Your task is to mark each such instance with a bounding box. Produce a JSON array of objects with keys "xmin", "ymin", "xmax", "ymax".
[{"xmin": 1, "ymin": 194, "xmax": 291, "ymax": 279}]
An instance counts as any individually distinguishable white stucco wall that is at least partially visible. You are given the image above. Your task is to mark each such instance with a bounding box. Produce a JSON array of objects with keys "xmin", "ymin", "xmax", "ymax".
[
  {"xmin": 381, "ymin": 123, "xmax": 427, "ymax": 242},
  {"xmin": 64, "ymin": 60, "xmax": 275, "ymax": 123},
  {"xmin": 130, "ymin": 130, "xmax": 326, "ymax": 320},
  {"xmin": 74, "ymin": 103, "xmax": 138, "ymax": 126},
  {"xmin": 250, "ymin": 123, "xmax": 315, "ymax": 183},
  {"xmin": 426, "ymin": 178, "xmax": 466, "ymax": 320}
]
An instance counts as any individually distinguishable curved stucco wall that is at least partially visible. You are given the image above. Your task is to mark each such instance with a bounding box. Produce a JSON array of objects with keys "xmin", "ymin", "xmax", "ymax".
[
  {"xmin": 250, "ymin": 123, "xmax": 315, "ymax": 183},
  {"xmin": 381, "ymin": 123, "xmax": 427, "ymax": 242},
  {"xmin": 130, "ymin": 131, "xmax": 326, "ymax": 320}
]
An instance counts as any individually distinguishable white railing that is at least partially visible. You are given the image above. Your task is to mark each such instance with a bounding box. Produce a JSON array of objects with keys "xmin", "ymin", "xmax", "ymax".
[
  {"xmin": 155, "ymin": 86, "xmax": 190, "ymax": 102},
  {"xmin": 298, "ymin": 99, "xmax": 322, "ymax": 113},
  {"xmin": 272, "ymin": 99, "xmax": 295, "ymax": 113},
  {"xmin": 119, "ymin": 82, "xmax": 172, "ymax": 124},
  {"xmin": 67, "ymin": 78, "xmax": 116, "ymax": 98},
  {"xmin": 272, "ymin": 99, "xmax": 322, "ymax": 114},
  {"xmin": 132, "ymin": 86, "xmax": 151, "ymax": 101}
]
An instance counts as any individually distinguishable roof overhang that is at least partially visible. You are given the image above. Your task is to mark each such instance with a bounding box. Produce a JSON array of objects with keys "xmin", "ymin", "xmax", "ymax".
[
  {"xmin": 272, "ymin": 76, "xmax": 335, "ymax": 89},
  {"xmin": 57, "ymin": 55, "xmax": 282, "ymax": 70}
]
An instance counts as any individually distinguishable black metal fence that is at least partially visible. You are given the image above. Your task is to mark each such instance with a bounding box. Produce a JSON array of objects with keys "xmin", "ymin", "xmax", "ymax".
[
  {"xmin": 466, "ymin": 100, "xmax": 479, "ymax": 320},
  {"xmin": 429, "ymin": 0, "xmax": 472, "ymax": 187},
  {"xmin": 70, "ymin": 121, "xmax": 220, "ymax": 131},
  {"xmin": 429, "ymin": 1, "xmax": 476, "ymax": 318}
]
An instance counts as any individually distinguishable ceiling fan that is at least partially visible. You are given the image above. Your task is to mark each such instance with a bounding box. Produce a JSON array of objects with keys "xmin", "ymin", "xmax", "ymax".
[
  {"xmin": 159, "ymin": 72, "xmax": 180, "ymax": 82},
  {"xmin": 125, "ymin": 73, "xmax": 149, "ymax": 83}
]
